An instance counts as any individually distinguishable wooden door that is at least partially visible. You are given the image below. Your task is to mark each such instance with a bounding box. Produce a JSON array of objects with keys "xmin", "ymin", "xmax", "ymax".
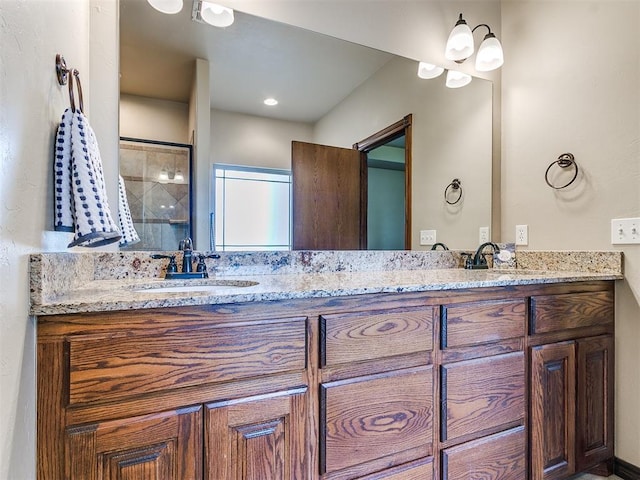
[
  {"xmin": 292, "ymin": 140, "xmax": 362, "ymax": 250},
  {"xmin": 576, "ymin": 335, "xmax": 614, "ymax": 471},
  {"xmin": 65, "ymin": 406, "xmax": 202, "ymax": 480},
  {"xmin": 530, "ymin": 341, "xmax": 576, "ymax": 480},
  {"xmin": 205, "ymin": 387, "xmax": 308, "ymax": 480}
]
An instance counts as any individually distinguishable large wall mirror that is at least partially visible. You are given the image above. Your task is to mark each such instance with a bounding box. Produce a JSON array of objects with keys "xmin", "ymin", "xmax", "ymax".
[{"xmin": 119, "ymin": 0, "xmax": 492, "ymax": 252}]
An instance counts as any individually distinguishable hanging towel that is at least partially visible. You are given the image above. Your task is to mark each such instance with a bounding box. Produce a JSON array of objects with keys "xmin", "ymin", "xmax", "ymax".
[
  {"xmin": 117, "ymin": 174, "xmax": 140, "ymax": 247},
  {"xmin": 54, "ymin": 108, "xmax": 121, "ymax": 247}
]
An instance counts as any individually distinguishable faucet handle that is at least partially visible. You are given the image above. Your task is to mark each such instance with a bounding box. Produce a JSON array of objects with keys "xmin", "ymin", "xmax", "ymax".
[
  {"xmin": 150, "ymin": 254, "xmax": 178, "ymax": 273},
  {"xmin": 195, "ymin": 253, "xmax": 221, "ymax": 277}
]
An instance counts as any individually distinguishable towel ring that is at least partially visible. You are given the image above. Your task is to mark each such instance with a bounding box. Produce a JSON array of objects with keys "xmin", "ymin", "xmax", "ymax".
[
  {"xmin": 444, "ymin": 178, "xmax": 463, "ymax": 205},
  {"xmin": 55, "ymin": 54, "xmax": 84, "ymax": 113},
  {"xmin": 545, "ymin": 153, "xmax": 578, "ymax": 189}
]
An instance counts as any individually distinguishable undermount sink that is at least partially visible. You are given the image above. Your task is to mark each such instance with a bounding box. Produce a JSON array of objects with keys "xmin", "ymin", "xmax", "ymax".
[{"xmin": 132, "ymin": 280, "xmax": 259, "ymax": 294}]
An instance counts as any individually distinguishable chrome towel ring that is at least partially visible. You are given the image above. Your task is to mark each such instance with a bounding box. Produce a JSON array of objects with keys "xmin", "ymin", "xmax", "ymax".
[
  {"xmin": 545, "ymin": 153, "xmax": 578, "ymax": 189},
  {"xmin": 444, "ymin": 178, "xmax": 463, "ymax": 205}
]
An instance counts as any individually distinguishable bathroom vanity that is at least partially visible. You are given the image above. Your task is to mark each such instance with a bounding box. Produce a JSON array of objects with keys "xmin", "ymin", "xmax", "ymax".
[{"xmin": 32, "ymin": 251, "xmax": 620, "ymax": 480}]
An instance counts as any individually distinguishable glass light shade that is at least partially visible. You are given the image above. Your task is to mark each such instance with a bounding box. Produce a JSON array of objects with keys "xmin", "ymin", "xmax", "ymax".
[
  {"xmin": 475, "ymin": 34, "xmax": 504, "ymax": 71},
  {"xmin": 446, "ymin": 70, "xmax": 472, "ymax": 89},
  {"xmin": 417, "ymin": 62, "xmax": 445, "ymax": 79},
  {"xmin": 264, "ymin": 98, "xmax": 278, "ymax": 106},
  {"xmin": 158, "ymin": 168, "xmax": 170, "ymax": 183},
  {"xmin": 445, "ymin": 22, "xmax": 474, "ymax": 61},
  {"xmin": 200, "ymin": 2, "xmax": 234, "ymax": 27},
  {"xmin": 174, "ymin": 170, "xmax": 184, "ymax": 182},
  {"xmin": 147, "ymin": 0, "xmax": 183, "ymax": 14}
]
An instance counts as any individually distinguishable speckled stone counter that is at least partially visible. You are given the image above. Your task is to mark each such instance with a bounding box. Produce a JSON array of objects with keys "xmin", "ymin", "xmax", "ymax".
[{"xmin": 29, "ymin": 250, "xmax": 623, "ymax": 316}]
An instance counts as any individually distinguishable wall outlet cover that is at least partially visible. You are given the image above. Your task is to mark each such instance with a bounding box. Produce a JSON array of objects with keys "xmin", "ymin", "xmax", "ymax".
[{"xmin": 515, "ymin": 225, "xmax": 528, "ymax": 246}]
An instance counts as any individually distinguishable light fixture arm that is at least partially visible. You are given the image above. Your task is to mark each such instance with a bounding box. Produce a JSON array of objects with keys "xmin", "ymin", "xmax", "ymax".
[{"xmin": 471, "ymin": 23, "xmax": 493, "ymax": 35}]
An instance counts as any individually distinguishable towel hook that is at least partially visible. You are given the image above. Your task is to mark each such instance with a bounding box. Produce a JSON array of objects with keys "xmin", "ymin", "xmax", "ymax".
[
  {"xmin": 56, "ymin": 54, "xmax": 84, "ymax": 113},
  {"xmin": 444, "ymin": 178, "xmax": 463, "ymax": 205},
  {"xmin": 545, "ymin": 153, "xmax": 578, "ymax": 189}
]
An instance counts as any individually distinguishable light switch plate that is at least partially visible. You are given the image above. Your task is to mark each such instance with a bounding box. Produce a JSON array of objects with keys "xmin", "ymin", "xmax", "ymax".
[{"xmin": 611, "ymin": 217, "xmax": 640, "ymax": 244}]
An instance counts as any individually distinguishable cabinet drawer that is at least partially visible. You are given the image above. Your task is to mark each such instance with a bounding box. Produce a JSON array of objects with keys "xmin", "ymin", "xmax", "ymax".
[
  {"xmin": 320, "ymin": 307, "xmax": 433, "ymax": 367},
  {"xmin": 442, "ymin": 299, "xmax": 525, "ymax": 349},
  {"xmin": 320, "ymin": 366, "xmax": 433, "ymax": 475},
  {"xmin": 442, "ymin": 426, "xmax": 526, "ymax": 480},
  {"xmin": 357, "ymin": 457, "xmax": 433, "ymax": 480},
  {"xmin": 530, "ymin": 290, "xmax": 613, "ymax": 334},
  {"xmin": 68, "ymin": 318, "xmax": 307, "ymax": 404},
  {"xmin": 441, "ymin": 352, "xmax": 525, "ymax": 441}
]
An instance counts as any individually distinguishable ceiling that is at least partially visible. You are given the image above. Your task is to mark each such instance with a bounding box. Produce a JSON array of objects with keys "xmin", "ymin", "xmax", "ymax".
[{"xmin": 119, "ymin": 0, "xmax": 395, "ymax": 123}]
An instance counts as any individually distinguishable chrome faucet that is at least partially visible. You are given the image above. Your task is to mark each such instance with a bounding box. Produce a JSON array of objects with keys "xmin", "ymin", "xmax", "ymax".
[{"xmin": 466, "ymin": 242, "xmax": 500, "ymax": 270}]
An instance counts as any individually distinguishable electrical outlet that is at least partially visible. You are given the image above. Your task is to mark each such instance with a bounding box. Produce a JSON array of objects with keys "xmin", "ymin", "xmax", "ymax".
[
  {"xmin": 515, "ymin": 225, "xmax": 528, "ymax": 246},
  {"xmin": 479, "ymin": 226, "xmax": 490, "ymax": 243},
  {"xmin": 611, "ymin": 217, "xmax": 640, "ymax": 244},
  {"xmin": 420, "ymin": 229, "xmax": 436, "ymax": 245}
]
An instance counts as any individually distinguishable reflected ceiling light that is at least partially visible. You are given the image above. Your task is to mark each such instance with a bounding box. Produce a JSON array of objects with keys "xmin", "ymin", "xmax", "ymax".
[
  {"xmin": 174, "ymin": 169, "xmax": 185, "ymax": 182},
  {"xmin": 199, "ymin": 1, "xmax": 234, "ymax": 27},
  {"xmin": 264, "ymin": 98, "xmax": 278, "ymax": 106},
  {"xmin": 417, "ymin": 62, "xmax": 444, "ymax": 79},
  {"xmin": 147, "ymin": 0, "xmax": 183, "ymax": 14},
  {"xmin": 444, "ymin": 13, "xmax": 504, "ymax": 72},
  {"xmin": 446, "ymin": 70, "xmax": 472, "ymax": 89}
]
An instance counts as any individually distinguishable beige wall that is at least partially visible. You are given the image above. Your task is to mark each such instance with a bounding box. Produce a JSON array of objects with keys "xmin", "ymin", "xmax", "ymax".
[
  {"xmin": 313, "ymin": 55, "xmax": 492, "ymax": 250},
  {"xmin": 501, "ymin": 0, "xmax": 640, "ymax": 466},
  {"xmin": 210, "ymin": 109, "xmax": 313, "ymax": 170},
  {"xmin": 120, "ymin": 94, "xmax": 190, "ymax": 143}
]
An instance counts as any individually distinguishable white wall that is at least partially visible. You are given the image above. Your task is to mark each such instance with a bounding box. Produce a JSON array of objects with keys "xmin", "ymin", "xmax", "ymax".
[
  {"xmin": 501, "ymin": 1, "xmax": 640, "ymax": 466},
  {"xmin": 0, "ymin": 0, "xmax": 118, "ymax": 477},
  {"xmin": 120, "ymin": 94, "xmax": 190, "ymax": 143},
  {"xmin": 210, "ymin": 109, "xmax": 313, "ymax": 170}
]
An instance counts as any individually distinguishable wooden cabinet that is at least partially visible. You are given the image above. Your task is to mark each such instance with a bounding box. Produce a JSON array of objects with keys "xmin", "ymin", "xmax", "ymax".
[
  {"xmin": 37, "ymin": 281, "xmax": 615, "ymax": 480},
  {"xmin": 66, "ymin": 406, "xmax": 202, "ymax": 480},
  {"xmin": 529, "ymin": 287, "xmax": 615, "ymax": 480}
]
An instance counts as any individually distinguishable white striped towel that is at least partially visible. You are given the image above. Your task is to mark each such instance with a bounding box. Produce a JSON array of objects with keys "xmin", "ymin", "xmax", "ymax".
[
  {"xmin": 118, "ymin": 174, "xmax": 140, "ymax": 246},
  {"xmin": 54, "ymin": 108, "xmax": 121, "ymax": 247}
]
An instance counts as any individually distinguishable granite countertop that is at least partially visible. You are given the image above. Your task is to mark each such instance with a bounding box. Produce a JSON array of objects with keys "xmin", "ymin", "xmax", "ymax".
[{"xmin": 30, "ymin": 264, "xmax": 623, "ymax": 316}]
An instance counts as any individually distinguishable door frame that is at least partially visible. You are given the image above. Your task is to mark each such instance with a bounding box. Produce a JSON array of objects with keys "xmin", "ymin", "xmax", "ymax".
[{"xmin": 353, "ymin": 114, "xmax": 412, "ymax": 250}]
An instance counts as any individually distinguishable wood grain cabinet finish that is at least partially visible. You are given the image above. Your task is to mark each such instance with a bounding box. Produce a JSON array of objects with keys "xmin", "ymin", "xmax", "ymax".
[
  {"xmin": 65, "ymin": 406, "xmax": 203, "ymax": 480},
  {"xmin": 205, "ymin": 387, "xmax": 308, "ymax": 480},
  {"xmin": 442, "ymin": 426, "xmax": 526, "ymax": 480},
  {"xmin": 441, "ymin": 352, "xmax": 525, "ymax": 442},
  {"xmin": 37, "ymin": 281, "xmax": 615, "ymax": 480},
  {"xmin": 320, "ymin": 366, "xmax": 433, "ymax": 477},
  {"xmin": 530, "ymin": 341, "xmax": 577, "ymax": 480},
  {"xmin": 576, "ymin": 335, "xmax": 614, "ymax": 471},
  {"xmin": 320, "ymin": 307, "xmax": 433, "ymax": 367}
]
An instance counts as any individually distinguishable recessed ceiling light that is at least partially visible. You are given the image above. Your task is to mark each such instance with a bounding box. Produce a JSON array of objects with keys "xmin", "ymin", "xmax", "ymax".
[{"xmin": 264, "ymin": 98, "xmax": 278, "ymax": 106}]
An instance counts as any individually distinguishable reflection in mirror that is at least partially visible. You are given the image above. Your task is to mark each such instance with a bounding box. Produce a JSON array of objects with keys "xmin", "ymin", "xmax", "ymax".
[
  {"xmin": 119, "ymin": 138, "xmax": 192, "ymax": 251},
  {"xmin": 119, "ymin": 1, "xmax": 492, "ymax": 251}
]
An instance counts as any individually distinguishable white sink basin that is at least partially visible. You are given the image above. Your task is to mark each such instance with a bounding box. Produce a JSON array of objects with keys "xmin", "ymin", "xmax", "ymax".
[{"xmin": 132, "ymin": 280, "xmax": 259, "ymax": 294}]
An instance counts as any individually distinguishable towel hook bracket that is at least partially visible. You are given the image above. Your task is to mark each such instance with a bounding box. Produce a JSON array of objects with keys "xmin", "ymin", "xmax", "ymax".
[{"xmin": 56, "ymin": 54, "xmax": 69, "ymax": 86}]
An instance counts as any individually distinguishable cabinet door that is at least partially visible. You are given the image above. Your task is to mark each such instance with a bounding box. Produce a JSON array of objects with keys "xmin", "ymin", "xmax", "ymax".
[
  {"xmin": 65, "ymin": 406, "xmax": 202, "ymax": 480},
  {"xmin": 205, "ymin": 387, "xmax": 307, "ymax": 480},
  {"xmin": 576, "ymin": 335, "xmax": 614, "ymax": 471},
  {"xmin": 321, "ymin": 366, "xmax": 433, "ymax": 477},
  {"xmin": 530, "ymin": 342, "xmax": 576, "ymax": 480},
  {"xmin": 442, "ymin": 426, "xmax": 526, "ymax": 480}
]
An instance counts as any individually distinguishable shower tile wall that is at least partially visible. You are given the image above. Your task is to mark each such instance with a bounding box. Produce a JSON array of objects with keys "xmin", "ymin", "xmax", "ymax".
[{"xmin": 120, "ymin": 141, "xmax": 191, "ymax": 251}]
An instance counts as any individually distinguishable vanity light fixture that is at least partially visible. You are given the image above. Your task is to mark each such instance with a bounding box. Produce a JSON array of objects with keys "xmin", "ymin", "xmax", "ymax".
[
  {"xmin": 158, "ymin": 167, "xmax": 170, "ymax": 183},
  {"xmin": 445, "ymin": 70, "xmax": 472, "ymax": 89},
  {"xmin": 174, "ymin": 169, "xmax": 185, "ymax": 182},
  {"xmin": 264, "ymin": 98, "xmax": 278, "ymax": 106},
  {"xmin": 417, "ymin": 62, "xmax": 444, "ymax": 79},
  {"xmin": 193, "ymin": 1, "xmax": 234, "ymax": 27},
  {"xmin": 147, "ymin": 0, "xmax": 183, "ymax": 14},
  {"xmin": 444, "ymin": 13, "xmax": 504, "ymax": 72}
]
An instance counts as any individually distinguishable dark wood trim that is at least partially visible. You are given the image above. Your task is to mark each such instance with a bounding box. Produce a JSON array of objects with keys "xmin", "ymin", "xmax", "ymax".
[
  {"xmin": 353, "ymin": 114, "xmax": 413, "ymax": 250},
  {"xmin": 615, "ymin": 457, "xmax": 640, "ymax": 480}
]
